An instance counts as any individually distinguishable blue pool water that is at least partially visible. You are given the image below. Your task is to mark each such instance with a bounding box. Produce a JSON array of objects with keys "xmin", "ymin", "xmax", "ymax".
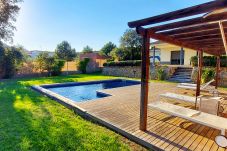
[{"xmin": 46, "ymin": 80, "xmax": 140, "ymax": 102}]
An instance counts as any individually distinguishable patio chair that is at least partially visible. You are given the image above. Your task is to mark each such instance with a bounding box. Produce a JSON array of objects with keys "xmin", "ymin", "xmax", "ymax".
[{"xmin": 149, "ymin": 101, "xmax": 227, "ymax": 147}]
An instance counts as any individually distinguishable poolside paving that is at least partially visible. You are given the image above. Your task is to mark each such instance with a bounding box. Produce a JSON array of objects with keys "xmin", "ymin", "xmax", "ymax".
[{"xmin": 76, "ymin": 82, "xmax": 227, "ymax": 151}]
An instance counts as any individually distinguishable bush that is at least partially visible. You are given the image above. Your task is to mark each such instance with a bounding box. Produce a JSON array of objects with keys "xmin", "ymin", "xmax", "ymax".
[
  {"xmin": 201, "ymin": 68, "xmax": 215, "ymax": 84},
  {"xmin": 1, "ymin": 46, "xmax": 24, "ymax": 78},
  {"xmin": 34, "ymin": 52, "xmax": 65, "ymax": 76},
  {"xmin": 190, "ymin": 56, "xmax": 198, "ymax": 67},
  {"xmin": 190, "ymin": 55, "xmax": 227, "ymax": 67},
  {"xmin": 78, "ymin": 58, "xmax": 90, "ymax": 73},
  {"xmin": 51, "ymin": 60, "xmax": 65, "ymax": 76},
  {"xmin": 103, "ymin": 60, "xmax": 141, "ymax": 67},
  {"xmin": 157, "ymin": 68, "xmax": 167, "ymax": 80}
]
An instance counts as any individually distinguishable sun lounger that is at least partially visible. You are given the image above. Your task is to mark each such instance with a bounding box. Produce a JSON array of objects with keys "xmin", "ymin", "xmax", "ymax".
[
  {"xmin": 178, "ymin": 79, "xmax": 215, "ymax": 87},
  {"xmin": 160, "ymin": 92, "xmax": 222, "ymax": 110},
  {"xmin": 160, "ymin": 92, "xmax": 196, "ymax": 104},
  {"xmin": 149, "ymin": 102, "xmax": 227, "ymax": 147},
  {"xmin": 177, "ymin": 79, "xmax": 216, "ymax": 93}
]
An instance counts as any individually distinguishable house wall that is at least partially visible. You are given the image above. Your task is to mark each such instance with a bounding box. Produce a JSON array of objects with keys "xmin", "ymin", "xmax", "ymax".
[{"xmin": 154, "ymin": 43, "xmax": 210, "ymax": 66}]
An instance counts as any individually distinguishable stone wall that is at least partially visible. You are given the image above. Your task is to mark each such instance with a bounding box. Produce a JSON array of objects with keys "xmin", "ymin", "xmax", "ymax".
[
  {"xmin": 102, "ymin": 66, "xmax": 177, "ymax": 80},
  {"xmin": 191, "ymin": 67, "xmax": 227, "ymax": 87}
]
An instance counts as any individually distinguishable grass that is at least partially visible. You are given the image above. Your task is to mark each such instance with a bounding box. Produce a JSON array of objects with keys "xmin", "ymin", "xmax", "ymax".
[{"xmin": 0, "ymin": 74, "xmax": 133, "ymax": 151}]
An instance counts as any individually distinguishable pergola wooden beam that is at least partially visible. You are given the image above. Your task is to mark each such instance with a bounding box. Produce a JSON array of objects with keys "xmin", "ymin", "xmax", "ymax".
[
  {"xmin": 178, "ymin": 34, "xmax": 223, "ymax": 41},
  {"xmin": 159, "ymin": 21, "xmax": 227, "ymax": 36},
  {"xmin": 145, "ymin": 28, "xmax": 218, "ymax": 55},
  {"xmin": 172, "ymin": 32, "xmax": 224, "ymax": 39},
  {"xmin": 159, "ymin": 24, "xmax": 220, "ymax": 36},
  {"xmin": 149, "ymin": 14, "xmax": 227, "ymax": 32},
  {"xmin": 128, "ymin": 0, "xmax": 227, "ymax": 28},
  {"xmin": 219, "ymin": 21, "xmax": 227, "ymax": 53}
]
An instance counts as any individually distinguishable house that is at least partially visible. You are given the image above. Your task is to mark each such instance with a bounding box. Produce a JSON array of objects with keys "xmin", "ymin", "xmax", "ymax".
[
  {"xmin": 151, "ymin": 41, "xmax": 210, "ymax": 66},
  {"xmin": 79, "ymin": 52, "xmax": 109, "ymax": 73}
]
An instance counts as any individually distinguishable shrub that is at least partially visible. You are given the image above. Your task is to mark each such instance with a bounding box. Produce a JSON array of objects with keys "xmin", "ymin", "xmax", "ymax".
[
  {"xmin": 157, "ymin": 68, "xmax": 167, "ymax": 80},
  {"xmin": 51, "ymin": 60, "xmax": 65, "ymax": 76},
  {"xmin": 190, "ymin": 56, "xmax": 198, "ymax": 67},
  {"xmin": 190, "ymin": 55, "xmax": 227, "ymax": 67},
  {"xmin": 35, "ymin": 52, "xmax": 65, "ymax": 76},
  {"xmin": 78, "ymin": 58, "xmax": 90, "ymax": 73},
  {"xmin": 1, "ymin": 46, "xmax": 24, "ymax": 78},
  {"xmin": 103, "ymin": 60, "xmax": 141, "ymax": 67},
  {"xmin": 201, "ymin": 68, "xmax": 215, "ymax": 84}
]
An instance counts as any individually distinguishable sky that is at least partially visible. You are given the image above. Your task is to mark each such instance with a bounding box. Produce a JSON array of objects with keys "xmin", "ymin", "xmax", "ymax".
[{"xmin": 12, "ymin": 0, "xmax": 211, "ymax": 52}]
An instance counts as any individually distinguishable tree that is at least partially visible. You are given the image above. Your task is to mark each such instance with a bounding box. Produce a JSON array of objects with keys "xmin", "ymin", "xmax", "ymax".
[
  {"xmin": 0, "ymin": 0, "xmax": 22, "ymax": 42},
  {"xmin": 0, "ymin": 46, "xmax": 24, "ymax": 78},
  {"xmin": 120, "ymin": 29, "xmax": 143, "ymax": 60},
  {"xmin": 35, "ymin": 52, "xmax": 64, "ymax": 76},
  {"xmin": 55, "ymin": 41, "xmax": 76, "ymax": 75},
  {"xmin": 110, "ymin": 48, "xmax": 129, "ymax": 61},
  {"xmin": 82, "ymin": 45, "xmax": 93, "ymax": 54},
  {"xmin": 100, "ymin": 42, "xmax": 116, "ymax": 56}
]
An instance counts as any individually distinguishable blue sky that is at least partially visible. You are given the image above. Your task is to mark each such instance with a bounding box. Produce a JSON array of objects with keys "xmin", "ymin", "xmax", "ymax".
[{"xmin": 13, "ymin": 0, "xmax": 211, "ymax": 52}]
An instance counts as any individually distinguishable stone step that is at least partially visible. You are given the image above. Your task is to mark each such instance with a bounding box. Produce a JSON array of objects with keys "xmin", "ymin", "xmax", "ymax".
[
  {"xmin": 174, "ymin": 73, "xmax": 191, "ymax": 76},
  {"xmin": 169, "ymin": 77, "xmax": 192, "ymax": 81},
  {"xmin": 169, "ymin": 76, "xmax": 191, "ymax": 79},
  {"xmin": 168, "ymin": 78, "xmax": 192, "ymax": 83},
  {"xmin": 176, "ymin": 68, "xmax": 192, "ymax": 71}
]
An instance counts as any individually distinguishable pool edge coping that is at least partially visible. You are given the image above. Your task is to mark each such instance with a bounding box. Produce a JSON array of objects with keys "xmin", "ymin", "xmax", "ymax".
[{"xmin": 31, "ymin": 79, "xmax": 161, "ymax": 151}]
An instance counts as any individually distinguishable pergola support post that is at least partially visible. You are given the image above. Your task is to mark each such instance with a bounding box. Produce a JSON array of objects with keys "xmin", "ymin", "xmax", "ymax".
[
  {"xmin": 196, "ymin": 50, "xmax": 203, "ymax": 98},
  {"xmin": 140, "ymin": 29, "xmax": 150, "ymax": 131},
  {"xmin": 153, "ymin": 46, "xmax": 156, "ymax": 66},
  {"xmin": 215, "ymin": 55, "xmax": 221, "ymax": 89},
  {"xmin": 180, "ymin": 47, "xmax": 184, "ymax": 65}
]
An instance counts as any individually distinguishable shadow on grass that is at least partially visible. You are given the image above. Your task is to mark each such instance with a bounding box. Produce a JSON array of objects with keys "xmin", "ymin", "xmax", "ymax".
[{"xmin": 0, "ymin": 74, "xmax": 129, "ymax": 150}]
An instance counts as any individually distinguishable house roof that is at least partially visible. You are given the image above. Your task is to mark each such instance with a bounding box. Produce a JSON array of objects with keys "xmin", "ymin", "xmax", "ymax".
[{"xmin": 128, "ymin": 0, "xmax": 227, "ymax": 56}]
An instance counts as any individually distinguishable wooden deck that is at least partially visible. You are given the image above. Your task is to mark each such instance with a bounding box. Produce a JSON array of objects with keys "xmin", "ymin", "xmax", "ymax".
[{"xmin": 73, "ymin": 82, "xmax": 227, "ymax": 151}]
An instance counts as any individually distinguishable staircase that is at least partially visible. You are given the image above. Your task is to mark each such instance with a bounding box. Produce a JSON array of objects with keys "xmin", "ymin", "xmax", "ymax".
[{"xmin": 168, "ymin": 67, "xmax": 193, "ymax": 83}]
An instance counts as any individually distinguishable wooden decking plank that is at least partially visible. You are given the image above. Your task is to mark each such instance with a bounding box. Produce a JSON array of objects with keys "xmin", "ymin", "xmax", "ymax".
[
  {"xmin": 71, "ymin": 82, "xmax": 227, "ymax": 151},
  {"xmin": 188, "ymin": 127, "xmax": 211, "ymax": 150},
  {"xmin": 150, "ymin": 117, "xmax": 185, "ymax": 145},
  {"xmin": 202, "ymin": 130, "xmax": 219, "ymax": 151},
  {"xmin": 125, "ymin": 112, "xmax": 165, "ymax": 133},
  {"xmin": 164, "ymin": 122, "xmax": 195, "ymax": 150},
  {"xmin": 177, "ymin": 125, "xmax": 206, "ymax": 149},
  {"xmin": 168, "ymin": 122, "xmax": 198, "ymax": 151},
  {"xmin": 194, "ymin": 128, "xmax": 215, "ymax": 151},
  {"xmin": 156, "ymin": 122, "xmax": 188, "ymax": 149}
]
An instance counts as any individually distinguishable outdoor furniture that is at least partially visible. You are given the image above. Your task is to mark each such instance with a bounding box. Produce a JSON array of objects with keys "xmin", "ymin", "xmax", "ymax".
[
  {"xmin": 160, "ymin": 92, "xmax": 196, "ymax": 104},
  {"xmin": 160, "ymin": 92, "xmax": 222, "ymax": 112},
  {"xmin": 198, "ymin": 96, "xmax": 222, "ymax": 115},
  {"xmin": 149, "ymin": 101, "xmax": 227, "ymax": 147},
  {"xmin": 177, "ymin": 79, "xmax": 218, "ymax": 95}
]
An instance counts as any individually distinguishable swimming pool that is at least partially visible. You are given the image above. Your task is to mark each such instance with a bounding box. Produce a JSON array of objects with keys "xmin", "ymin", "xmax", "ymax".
[{"xmin": 39, "ymin": 79, "xmax": 140, "ymax": 102}]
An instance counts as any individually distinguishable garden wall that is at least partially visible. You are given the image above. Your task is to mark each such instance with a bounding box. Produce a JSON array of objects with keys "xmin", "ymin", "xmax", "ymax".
[
  {"xmin": 191, "ymin": 67, "xmax": 227, "ymax": 87},
  {"xmin": 102, "ymin": 66, "xmax": 177, "ymax": 80},
  {"xmin": 12, "ymin": 71, "xmax": 81, "ymax": 79}
]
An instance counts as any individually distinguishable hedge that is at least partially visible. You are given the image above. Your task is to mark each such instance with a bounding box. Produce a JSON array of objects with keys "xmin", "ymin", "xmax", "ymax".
[
  {"xmin": 103, "ymin": 60, "xmax": 141, "ymax": 67},
  {"xmin": 190, "ymin": 56, "xmax": 227, "ymax": 67}
]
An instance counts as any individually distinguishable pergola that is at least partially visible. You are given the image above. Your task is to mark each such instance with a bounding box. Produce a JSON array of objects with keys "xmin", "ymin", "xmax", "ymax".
[{"xmin": 128, "ymin": 0, "xmax": 227, "ymax": 131}]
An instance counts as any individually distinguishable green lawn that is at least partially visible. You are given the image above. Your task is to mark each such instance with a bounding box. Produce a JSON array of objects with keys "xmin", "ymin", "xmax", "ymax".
[{"xmin": 0, "ymin": 74, "xmax": 134, "ymax": 151}]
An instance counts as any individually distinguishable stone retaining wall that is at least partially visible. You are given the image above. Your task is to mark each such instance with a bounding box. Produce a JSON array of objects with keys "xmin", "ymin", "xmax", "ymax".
[
  {"xmin": 191, "ymin": 67, "xmax": 227, "ymax": 87},
  {"xmin": 102, "ymin": 66, "xmax": 177, "ymax": 80}
]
